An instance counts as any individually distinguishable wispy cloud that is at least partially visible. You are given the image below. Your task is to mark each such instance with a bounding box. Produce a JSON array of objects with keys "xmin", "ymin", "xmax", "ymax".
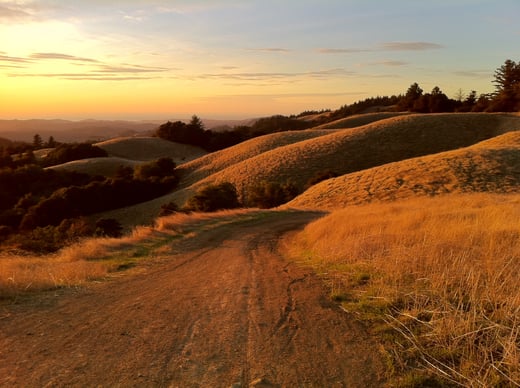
[
  {"xmin": 318, "ymin": 41, "xmax": 443, "ymax": 54},
  {"xmin": 189, "ymin": 68, "xmax": 357, "ymax": 83},
  {"xmin": 96, "ymin": 64, "xmax": 170, "ymax": 73},
  {"xmin": 368, "ymin": 60, "xmax": 408, "ymax": 67},
  {"xmin": 454, "ymin": 70, "xmax": 491, "ymax": 79},
  {"xmin": 246, "ymin": 48, "xmax": 292, "ymax": 53},
  {"xmin": 6, "ymin": 51, "xmax": 171, "ymax": 81},
  {"xmin": 30, "ymin": 52, "xmax": 100, "ymax": 63},
  {"xmin": 317, "ymin": 48, "xmax": 370, "ymax": 54},
  {"xmin": 0, "ymin": 54, "xmax": 32, "ymax": 64},
  {"xmin": 7, "ymin": 72, "xmax": 158, "ymax": 81},
  {"xmin": 380, "ymin": 42, "xmax": 443, "ymax": 51},
  {"xmin": 0, "ymin": 3, "xmax": 33, "ymax": 21}
]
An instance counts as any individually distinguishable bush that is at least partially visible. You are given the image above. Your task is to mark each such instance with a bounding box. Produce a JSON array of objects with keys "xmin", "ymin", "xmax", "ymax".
[
  {"xmin": 95, "ymin": 218, "xmax": 123, "ymax": 238},
  {"xmin": 246, "ymin": 180, "xmax": 300, "ymax": 208},
  {"xmin": 43, "ymin": 143, "xmax": 108, "ymax": 167},
  {"xmin": 185, "ymin": 182, "xmax": 240, "ymax": 212}
]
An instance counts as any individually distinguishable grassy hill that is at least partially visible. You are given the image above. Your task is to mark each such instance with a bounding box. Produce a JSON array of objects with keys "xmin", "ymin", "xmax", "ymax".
[
  {"xmin": 47, "ymin": 156, "xmax": 141, "ymax": 177},
  {"xmin": 176, "ymin": 113, "xmax": 520, "ymax": 205},
  {"xmin": 285, "ymin": 131, "xmax": 520, "ymax": 210},
  {"xmin": 176, "ymin": 129, "xmax": 333, "ymax": 187},
  {"xmin": 97, "ymin": 112, "xmax": 520, "ymax": 227},
  {"xmin": 46, "ymin": 137, "xmax": 207, "ymax": 177},
  {"xmin": 95, "ymin": 136, "xmax": 206, "ymax": 162},
  {"xmin": 313, "ymin": 111, "xmax": 409, "ymax": 129}
]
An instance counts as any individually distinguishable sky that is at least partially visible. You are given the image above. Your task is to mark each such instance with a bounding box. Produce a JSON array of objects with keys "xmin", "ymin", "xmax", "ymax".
[{"xmin": 1, "ymin": 0, "xmax": 519, "ymax": 120}]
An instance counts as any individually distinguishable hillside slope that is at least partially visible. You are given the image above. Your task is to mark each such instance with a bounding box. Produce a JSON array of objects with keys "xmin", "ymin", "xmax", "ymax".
[
  {"xmin": 98, "ymin": 113, "xmax": 520, "ymax": 228},
  {"xmin": 176, "ymin": 129, "xmax": 333, "ymax": 187},
  {"xmin": 180, "ymin": 113, "xmax": 520, "ymax": 204},
  {"xmin": 95, "ymin": 136, "xmax": 207, "ymax": 163},
  {"xmin": 313, "ymin": 112, "xmax": 409, "ymax": 129},
  {"xmin": 285, "ymin": 131, "xmax": 520, "ymax": 210},
  {"xmin": 47, "ymin": 157, "xmax": 140, "ymax": 177}
]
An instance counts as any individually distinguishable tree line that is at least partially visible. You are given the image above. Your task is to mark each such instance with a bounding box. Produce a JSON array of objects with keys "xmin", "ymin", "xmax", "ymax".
[{"xmin": 153, "ymin": 59, "xmax": 520, "ymax": 151}]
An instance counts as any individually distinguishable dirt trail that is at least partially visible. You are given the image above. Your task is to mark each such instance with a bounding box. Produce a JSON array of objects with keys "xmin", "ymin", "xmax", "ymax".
[{"xmin": 0, "ymin": 212, "xmax": 385, "ymax": 387}]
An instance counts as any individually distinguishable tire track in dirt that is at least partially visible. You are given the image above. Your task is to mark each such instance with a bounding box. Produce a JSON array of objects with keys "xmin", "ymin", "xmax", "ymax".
[{"xmin": 0, "ymin": 211, "xmax": 385, "ymax": 387}]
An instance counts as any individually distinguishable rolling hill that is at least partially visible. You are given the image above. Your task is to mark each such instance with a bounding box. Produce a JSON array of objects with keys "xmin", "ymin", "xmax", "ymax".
[
  {"xmin": 95, "ymin": 136, "xmax": 206, "ymax": 162},
  {"xmin": 47, "ymin": 136, "xmax": 207, "ymax": 177},
  {"xmin": 97, "ymin": 112, "xmax": 520, "ymax": 228},
  {"xmin": 47, "ymin": 157, "xmax": 141, "ymax": 177},
  {"xmin": 175, "ymin": 113, "xmax": 520, "ymax": 205},
  {"xmin": 285, "ymin": 131, "xmax": 520, "ymax": 210}
]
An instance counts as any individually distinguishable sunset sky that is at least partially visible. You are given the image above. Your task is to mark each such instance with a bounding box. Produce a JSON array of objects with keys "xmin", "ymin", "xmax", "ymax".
[{"xmin": 1, "ymin": 0, "xmax": 519, "ymax": 120}]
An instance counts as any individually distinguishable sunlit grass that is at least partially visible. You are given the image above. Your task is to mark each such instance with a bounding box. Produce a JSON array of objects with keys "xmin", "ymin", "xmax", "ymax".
[
  {"xmin": 0, "ymin": 209, "xmax": 266, "ymax": 299},
  {"xmin": 285, "ymin": 193, "xmax": 520, "ymax": 386}
]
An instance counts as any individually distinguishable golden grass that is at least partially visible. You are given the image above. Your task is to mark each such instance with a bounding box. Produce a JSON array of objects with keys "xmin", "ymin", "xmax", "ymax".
[
  {"xmin": 0, "ymin": 226, "xmax": 158, "ymax": 298},
  {"xmin": 287, "ymin": 130, "xmax": 520, "ymax": 210},
  {"xmin": 48, "ymin": 156, "xmax": 140, "ymax": 177},
  {"xmin": 178, "ymin": 113, "xmax": 520, "ymax": 206},
  {"xmin": 313, "ymin": 111, "xmax": 409, "ymax": 129},
  {"xmin": 95, "ymin": 136, "xmax": 207, "ymax": 163},
  {"xmin": 285, "ymin": 193, "xmax": 520, "ymax": 386},
  {"xmin": 0, "ymin": 209, "xmax": 263, "ymax": 298},
  {"xmin": 96, "ymin": 113, "xmax": 520, "ymax": 229},
  {"xmin": 176, "ymin": 129, "xmax": 332, "ymax": 187}
]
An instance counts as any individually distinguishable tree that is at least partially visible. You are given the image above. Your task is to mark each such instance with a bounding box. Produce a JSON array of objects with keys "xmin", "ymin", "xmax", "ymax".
[
  {"xmin": 398, "ymin": 83, "xmax": 423, "ymax": 110},
  {"xmin": 46, "ymin": 136, "xmax": 57, "ymax": 148},
  {"xmin": 33, "ymin": 134, "xmax": 43, "ymax": 149},
  {"xmin": 490, "ymin": 59, "xmax": 520, "ymax": 111}
]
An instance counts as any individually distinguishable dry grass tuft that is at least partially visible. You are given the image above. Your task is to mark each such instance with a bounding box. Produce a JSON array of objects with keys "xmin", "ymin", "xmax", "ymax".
[{"xmin": 285, "ymin": 193, "xmax": 520, "ymax": 386}]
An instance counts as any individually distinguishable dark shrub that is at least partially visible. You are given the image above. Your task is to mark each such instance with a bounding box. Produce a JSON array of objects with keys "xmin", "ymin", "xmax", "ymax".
[
  {"xmin": 247, "ymin": 180, "xmax": 300, "ymax": 208},
  {"xmin": 95, "ymin": 218, "xmax": 123, "ymax": 238},
  {"xmin": 185, "ymin": 182, "xmax": 240, "ymax": 212}
]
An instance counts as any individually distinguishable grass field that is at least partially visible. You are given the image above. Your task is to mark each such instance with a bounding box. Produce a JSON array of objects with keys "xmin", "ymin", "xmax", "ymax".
[
  {"xmin": 285, "ymin": 193, "xmax": 520, "ymax": 386},
  {"xmin": 174, "ymin": 113, "xmax": 520, "ymax": 206},
  {"xmin": 286, "ymin": 130, "xmax": 520, "ymax": 210}
]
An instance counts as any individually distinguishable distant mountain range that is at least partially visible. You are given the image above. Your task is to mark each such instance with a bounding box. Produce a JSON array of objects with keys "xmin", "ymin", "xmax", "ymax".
[{"xmin": 0, "ymin": 118, "xmax": 256, "ymax": 143}]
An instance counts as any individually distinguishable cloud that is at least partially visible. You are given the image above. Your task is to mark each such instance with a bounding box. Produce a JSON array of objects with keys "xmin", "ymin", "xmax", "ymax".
[
  {"xmin": 7, "ymin": 72, "xmax": 157, "ymax": 81},
  {"xmin": 246, "ymin": 48, "xmax": 292, "ymax": 53},
  {"xmin": 96, "ymin": 64, "xmax": 170, "ymax": 73},
  {"xmin": 368, "ymin": 60, "xmax": 408, "ymax": 67},
  {"xmin": 6, "ymin": 51, "xmax": 171, "ymax": 81},
  {"xmin": 318, "ymin": 42, "xmax": 442, "ymax": 54},
  {"xmin": 30, "ymin": 52, "xmax": 100, "ymax": 63},
  {"xmin": 185, "ymin": 68, "xmax": 358, "ymax": 85},
  {"xmin": 0, "ymin": 4, "xmax": 33, "ymax": 21},
  {"xmin": 380, "ymin": 42, "xmax": 443, "ymax": 51},
  {"xmin": 317, "ymin": 48, "xmax": 370, "ymax": 54},
  {"xmin": 453, "ymin": 70, "xmax": 491, "ymax": 79},
  {"xmin": 0, "ymin": 54, "xmax": 32, "ymax": 64}
]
